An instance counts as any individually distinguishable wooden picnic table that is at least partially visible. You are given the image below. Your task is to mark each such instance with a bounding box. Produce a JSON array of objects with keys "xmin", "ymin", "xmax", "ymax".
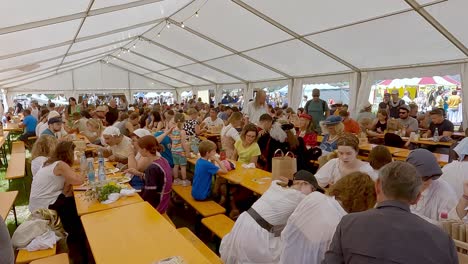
[
  {"xmin": 73, "ymin": 168, "xmax": 144, "ymax": 216},
  {"xmin": 81, "ymin": 202, "xmax": 212, "ymax": 264},
  {"xmin": 188, "ymin": 157, "xmax": 272, "ymax": 195},
  {"xmin": 392, "ymin": 149, "xmax": 449, "ymax": 166},
  {"xmin": 3, "ymin": 123, "xmax": 22, "ymax": 132},
  {"xmin": 0, "ymin": 191, "xmax": 18, "ymax": 222}
]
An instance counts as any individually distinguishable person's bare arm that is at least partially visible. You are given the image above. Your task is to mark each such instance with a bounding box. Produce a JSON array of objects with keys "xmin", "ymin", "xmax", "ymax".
[
  {"xmin": 442, "ymin": 130, "xmax": 453, "ymax": 137},
  {"xmin": 180, "ymin": 130, "xmax": 191, "ymax": 155},
  {"xmin": 250, "ymin": 155, "xmax": 259, "ymax": 164},
  {"xmin": 54, "ymin": 161, "xmax": 84, "ymax": 186},
  {"xmin": 456, "ymin": 181, "xmax": 468, "ymax": 219},
  {"xmin": 213, "ymin": 157, "xmax": 228, "ymax": 174},
  {"xmin": 125, "ymin": 121, "xmax": 135, "ymax": 134}
]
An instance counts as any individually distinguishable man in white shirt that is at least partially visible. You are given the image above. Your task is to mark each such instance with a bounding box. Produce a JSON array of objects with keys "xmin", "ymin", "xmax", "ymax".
[
  {"xmin": 201, "ymin": 108, "xmax": 224, "ymax": 129},
  {"xmin": 397, "ymin": 105, "xmax": 419, "ymax": 136},
  {"xmin": 30, "ymin": 100, "xmax": 39, "ymax": 120},
  {"xmin": 406, "ymin": 149, "xmax": 457, "ymax": 221},
  {"xmin": 243, "ymin": 90, "xmax": 268, "ymax": 125},
  {"xmin": 101, "ymin": 126, "xmax": 133, "ymax": 164}
]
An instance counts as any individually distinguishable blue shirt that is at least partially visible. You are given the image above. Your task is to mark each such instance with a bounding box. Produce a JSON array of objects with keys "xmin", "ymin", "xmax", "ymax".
[
  {"xmin": 41, "ymin": 128, "xmax": 55, "ymax": 137},
  {"xmin": 154, "ymin": 131, "xmax": 174, "ymax": 168},
  {"xmin": 319, "ymin": 134, "xmax": 338, "ymax": 153},
  {"xmin": 192, "ymin": 158, "xmax": 219, "ymax": 200},
  {"xmin": 23, "ymin": 115, "xmax": 37, "ymax": 133}
]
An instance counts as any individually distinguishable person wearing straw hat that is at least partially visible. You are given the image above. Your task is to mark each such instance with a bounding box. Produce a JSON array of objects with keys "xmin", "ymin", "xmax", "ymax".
[{"xmin": 323, "ymin": 161, "xmax": 458, "ymax": 264}]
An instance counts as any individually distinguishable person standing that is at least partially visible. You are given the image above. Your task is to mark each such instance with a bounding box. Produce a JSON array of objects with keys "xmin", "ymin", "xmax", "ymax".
[
  {"xmin": 243, "ymin": 90, "xmax": 268, "ymax": 125},
  {"xmin": 323, "ymin": 161, "xmax": 458, "ymax": 264},
  {"xmin": 30, "ymin": 100, "xmax": 39, "ymax": 120},
  {"xmin": 105, "ymin": 99, "xmax": 119, "ymax": 126},
  {"xmin": 387, "ymin": 90, "xmax": 405, "ymax": 118},
  {"xmin": 447, "ymin": 90, "xmax": 462, "ymax": 124},
  {"xmin": 304, "ymin": 88, "xmax": 329, "ymax": 133}
]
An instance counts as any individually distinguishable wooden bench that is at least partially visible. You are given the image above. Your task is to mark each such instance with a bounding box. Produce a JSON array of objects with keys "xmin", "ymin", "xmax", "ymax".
[
  {"xmin": 29, "ymin": 253, "xmax": 68, "ymax": 264},
  {"xmin": 454, "ymin": 239, "xmax": 468, "ymax": 264},
  {"xmin": 172, "ymin": 185, "xmax": 226, "ymax": 218},
  {"xmin": 5, "ymin": 152, "xmax": 27, "ymax": 191},
  {"xmin": 12, "ymin": 141, "xmax": 26, "ymax": 153},
  {"xmin": 177, "ymin": 228, "xmax": 222, "ymax": 264},
  {"xmin": 0, "ymin": 191, "xmax": 18, "ymax": 225},
  {"xmin": 16, "ymin": 244, "xmax": 57, "ymax": 264},
  {"xmin": 201, "ymin": 214, "xmax": 235, "ymax": 239}
]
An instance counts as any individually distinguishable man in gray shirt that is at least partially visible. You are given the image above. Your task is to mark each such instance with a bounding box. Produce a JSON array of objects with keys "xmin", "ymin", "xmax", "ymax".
[
  {"xmin": 397, "ymin": 105, "xmax": 418, "ymax": 136},
  {"xmin": 323, "ymin": 161, "xmax": 458, "ymax": 264}
]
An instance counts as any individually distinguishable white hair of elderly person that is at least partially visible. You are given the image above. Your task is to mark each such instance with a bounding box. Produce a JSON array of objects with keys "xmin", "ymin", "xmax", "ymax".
[
  {"xmin": 220, "ymin": 170, "xmax": 319, "ymax": 264},
  {"xmin": 440, "ymin": 138, "xmax": 468, "ymax": 198}
]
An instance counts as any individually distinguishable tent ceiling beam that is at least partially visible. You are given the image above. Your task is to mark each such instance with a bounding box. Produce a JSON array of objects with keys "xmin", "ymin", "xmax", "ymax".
[
  {"xmin": 140, "ymin": 36, "xmax": 247, "ymax": 83},
  {"xmin": 0, "ymin": 47, "xmax": 119, "ymax": 83},
  {"xmin": 1, "ymin": 59, "xmax": 100, "ymax": 87},
  {"xmin": 110, "ymin": 56, "xmax": 192, "ymax": 86},
  {"xmin": 404, "ymin": 0, "xmax": 468, "ymax": 57},
  {"xmin": 0, "ymin": 0, "xmax": 164, "ymax": 35},
  {"xmin": 57, "ymin": 0, "xmax": 96, "ymax": 68},
  {"xmin": 128, "ymin": 50, "xmax": 217, "ymax": 85},
  {"xmin": 105, "ymin": 61, "xmax": 177, "ymax": 89},
  {"xmin": 361, "ymin": 58, "xmax": 468, "ymax": 73},
  {"xmin": 167, "ymin": 18, "xmax": 292, "ymax": 79},
  {"xmin": 232, "ymin": 0, "xmax": 359, "ymax": 72},
  {"xmin": 0, "ymin": 37, "xmax": 135, "ymax": 74},
  {"xmin": 0, "ymin": 18, "xmax": 164, "ymax": 61}
]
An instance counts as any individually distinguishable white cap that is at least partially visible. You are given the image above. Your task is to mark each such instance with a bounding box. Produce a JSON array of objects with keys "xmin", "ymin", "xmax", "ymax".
[
  {"xmin": 47, "ymin": 111, "xmax": 60, "ymax": 120},
  {"xmin": 102, "ymin": 126, "xmax": 121, "ymax": 136},
  {"xmin": 132, "ymin": 128, "xmax": 151, "ymax": 138}
]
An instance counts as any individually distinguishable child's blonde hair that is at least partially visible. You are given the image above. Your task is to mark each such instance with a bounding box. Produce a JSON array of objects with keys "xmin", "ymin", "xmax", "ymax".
[
  {"xmin": 31, "ymin": 135, "xmax": 58, "ymax": 160},
  {"xmin": 173, "ymin": 113, "xmax": 185, "ymax": 129},
  {"xmin": 87, "ymin": 118, "xmax": 104, "ymax": 136}
]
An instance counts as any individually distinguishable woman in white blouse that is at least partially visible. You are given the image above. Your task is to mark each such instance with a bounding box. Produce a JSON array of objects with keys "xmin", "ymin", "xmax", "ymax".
[{"xmin": 315, "ymin": 133, "xmax": 377, "ymax": 188}]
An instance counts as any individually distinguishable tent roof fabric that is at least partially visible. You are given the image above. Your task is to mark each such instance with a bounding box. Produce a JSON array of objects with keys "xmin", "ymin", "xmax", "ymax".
[{"xmin": 0, "ymin": 0, "xmax": 468, "ymax": 90}]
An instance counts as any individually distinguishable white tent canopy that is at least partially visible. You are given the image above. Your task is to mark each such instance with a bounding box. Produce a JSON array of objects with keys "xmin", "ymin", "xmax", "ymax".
[{"xmin": 0, "ymin": 0, "xmax": 468, "ymax": 123}]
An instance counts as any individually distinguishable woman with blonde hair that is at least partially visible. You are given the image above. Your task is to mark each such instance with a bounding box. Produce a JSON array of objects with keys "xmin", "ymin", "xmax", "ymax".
[
  {"xmin": 315, "ymin": 133, "xmax": 377, "ymax": 188},
  {"xmin": 281, "ymin": 171, "xmax": 376, "ymax": 264},
  {"xmin": 31, "ymin": 135, "xmax": 58, "ymax": 177},
  {"xmin": 85, "ymin": 118, "xmax": 104, "ymax": 144},
  {"xmin": 319, "ymin": 116, "xmax": 345, "ymax": 155},
  {"xmin": 221, "ymin": 112, "xmax": 243, "ymax": 160}
]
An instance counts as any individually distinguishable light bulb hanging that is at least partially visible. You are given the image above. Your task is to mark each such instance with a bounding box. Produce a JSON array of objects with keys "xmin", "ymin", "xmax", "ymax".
[
  {"xmin": 195, "ymin": 11, "xmax": 199, "ymax": 17},
  {"xmin": 181, "ymin": 22, "xmax": 185, "ymax": 28}
]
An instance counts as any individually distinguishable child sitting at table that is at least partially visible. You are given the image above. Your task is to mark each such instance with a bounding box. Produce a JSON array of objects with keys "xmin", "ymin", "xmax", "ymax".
[{"xmin": 192, "ymin": 140, "xmax": 228, "ymax": 201}]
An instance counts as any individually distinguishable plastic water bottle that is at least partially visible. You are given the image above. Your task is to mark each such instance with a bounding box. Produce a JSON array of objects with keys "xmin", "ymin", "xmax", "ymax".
[
  {"xmin": 80, "ymin": 153, "xmax": 87, "ymax": 176},
  {"xmin": 98, "ymin": 151, "xmax": 106, "ymax": 182},
  {"xmin": 87, "ymin": 158, "xmax": 95, "ymax": 183},
  {"xmin": 433, "ymin": 128, "xmax": 439, "ymax": 142}
]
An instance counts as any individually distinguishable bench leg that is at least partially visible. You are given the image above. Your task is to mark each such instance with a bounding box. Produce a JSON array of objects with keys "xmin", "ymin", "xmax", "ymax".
[{"xmin": 12, "ymin": 204, "xmax": 18, "ymax": 226}]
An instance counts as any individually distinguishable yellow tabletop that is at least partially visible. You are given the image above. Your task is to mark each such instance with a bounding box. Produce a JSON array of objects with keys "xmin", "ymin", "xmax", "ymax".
[
  {"xmin": 3, "ymin": 123, "xmax": 22, "ymax": 132},
  {"xmin": 29, "ymin": 253, "xmax": 69, "ymax": 264},
  {"xmin": 0, "ymin": 131, "xmax": 9, "ymax": 148},
  {"xmin": 81, "ymin": 202, "xmax": 212, "ymax": 264},
  {"xmin": 0, "ymin": 191, "xmax": 18, "ymax": 221},
  {"xmin": 358, "ymin": 144, "xmax": 405, "ymax": 154},
  {"xmin": 410, "ymin": 138, "xmax": 453, "ymax": 147},
  {"xmin": 392, "ymin": 150, "xmax": 448, "ymax": 166},
  {"xmin": 6, "ymin": 152, "xmax": 26, "ymax": 179}
]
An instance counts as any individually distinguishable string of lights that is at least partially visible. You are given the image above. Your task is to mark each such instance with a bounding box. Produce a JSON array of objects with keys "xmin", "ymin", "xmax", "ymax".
[{"xmin": 104, "ymin": 0, "xmax": 209, "ymax": 64}]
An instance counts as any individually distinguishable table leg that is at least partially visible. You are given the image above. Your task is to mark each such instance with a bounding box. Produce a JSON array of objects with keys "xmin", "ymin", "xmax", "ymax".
[{"xmin": 12, "ymin": 204, "xmax": 18, "ymax": 226}]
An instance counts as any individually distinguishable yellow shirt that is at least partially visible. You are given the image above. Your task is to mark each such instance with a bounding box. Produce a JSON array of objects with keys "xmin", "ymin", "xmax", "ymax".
[
  {"xmin": 447, "ymin": 95, "xmax": 461, "ymax": 109},
  {"xmin": 234, "ymin": 140, "xmax": 261, "ymax": 164}
]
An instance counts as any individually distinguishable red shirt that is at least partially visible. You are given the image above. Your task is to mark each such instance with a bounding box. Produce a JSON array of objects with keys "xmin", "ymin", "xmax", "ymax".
[
  {"xmin": 299, "ymin": 131, "xmax": 318, "ymax": 147},
  {"xmin": 343, "ymin": 118, "xmax": 361, "ymax": 134}
]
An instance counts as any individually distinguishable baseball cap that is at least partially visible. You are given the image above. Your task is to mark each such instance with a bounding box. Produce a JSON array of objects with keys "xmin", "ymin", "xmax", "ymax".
[
  {"xmin": 294, "ymin": 170, "xmax": 324, "ymax": 193},
  {"xmin": 47, "ymin": 111, "xmax": 60, "ymax": 120},
  {"xmin": 406, "ymin": 149, "xmax": 442, "ymax": 179},
  {"xmin": 362, "ymin": 102, "xmax": 372, "ymax": 109},
  {"xmin": 298, "ymin": 114, "xmax": 312, "ymax": 120},
  {"xmin": 323, "ymin": 115, "xmax": 342, "ymax": 126},
  {"xmin": 96, "ymin": 106, "xmax": 107, "ymax": 112},
  {"xmin": 391, "ymin": 90, "xmax": 399, "ymax": 95},
  {"xmin": 399, "ymin": 105, "xmax": 410, "ymax": 112},
  {"xmin": 48, "ymin": 117, "xmax": 64, "ymax": 125}
]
